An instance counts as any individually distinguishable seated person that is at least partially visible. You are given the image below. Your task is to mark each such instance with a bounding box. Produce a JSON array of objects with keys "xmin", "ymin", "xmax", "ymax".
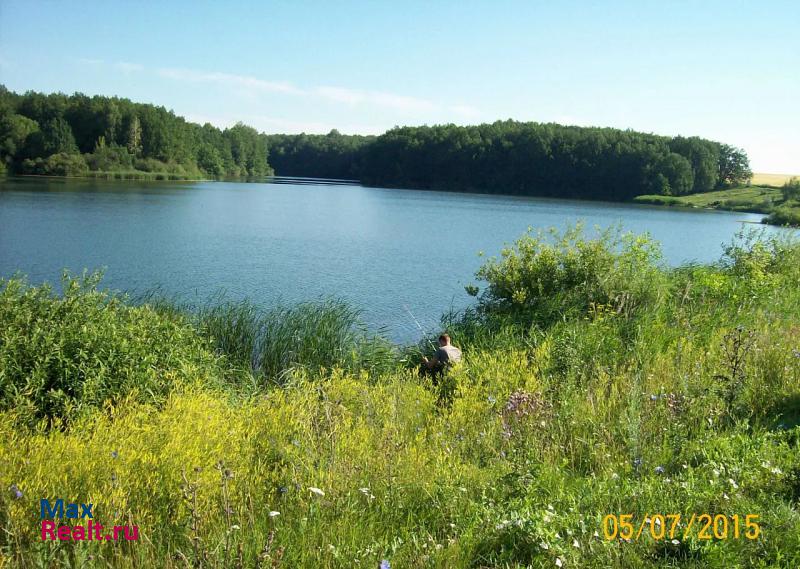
[{"xmin": 421, "ymin": 333, "xmax": 462, "ymax": 375}]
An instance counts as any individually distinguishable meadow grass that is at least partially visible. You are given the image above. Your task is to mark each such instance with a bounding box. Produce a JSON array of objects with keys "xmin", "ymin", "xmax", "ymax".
[
  {"xmin": 634, "ymin": 181, "xmax": 800, "ymax": 227},
  {"xmin": 1, "ymin": 226, "xmax": 799, "ymax": 568},
  {"xmin": 633, "ymin": 186, "xmax": 781, "ymax": 213}
]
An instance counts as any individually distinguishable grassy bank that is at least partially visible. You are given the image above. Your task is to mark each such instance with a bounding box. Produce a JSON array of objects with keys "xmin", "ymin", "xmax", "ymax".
[
  {"xmin": 633, "ymin": 174, "xmax": 800, "ymax": 227},
  {"xmin": 633, "ymin": 186, "xmax": 781, "ymax": 213},
  {"xmin": 1, "ymin": 227, "xmax": 800, "ymax": 567},
  {"xmin": 83, "ymin": 170, "xmax": 209, "ymax": 181}
]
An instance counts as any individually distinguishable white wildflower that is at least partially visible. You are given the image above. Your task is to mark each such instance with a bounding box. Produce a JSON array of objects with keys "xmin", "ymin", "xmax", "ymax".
[{"xmin": 309, "ymin": 487, "xmax": 325, "ymax": 496}]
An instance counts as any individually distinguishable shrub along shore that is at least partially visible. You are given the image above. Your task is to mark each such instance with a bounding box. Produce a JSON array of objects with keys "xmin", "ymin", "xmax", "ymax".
[{"xmin": 1, "ymin": 225, "xmax": 799, "ymax": 568}]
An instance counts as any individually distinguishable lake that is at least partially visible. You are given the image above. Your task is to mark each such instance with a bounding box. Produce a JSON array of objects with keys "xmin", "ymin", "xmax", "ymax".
[{"xmin": 0, "ymin": 177, "xmax": 786, "ymax": 343}]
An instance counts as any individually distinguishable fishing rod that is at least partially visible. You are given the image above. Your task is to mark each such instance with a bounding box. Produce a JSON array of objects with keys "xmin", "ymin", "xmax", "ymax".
[{"xmin": 403, "ymin": 304, "xmax": 437, "ymax": 351}]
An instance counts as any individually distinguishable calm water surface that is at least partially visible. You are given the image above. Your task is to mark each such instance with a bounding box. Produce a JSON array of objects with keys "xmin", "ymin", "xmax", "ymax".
[{"xmin": 0, "ymin": 177, "xmax": 786, "ymax": 342}]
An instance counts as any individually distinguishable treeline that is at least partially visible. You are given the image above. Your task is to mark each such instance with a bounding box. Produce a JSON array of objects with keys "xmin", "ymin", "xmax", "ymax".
[
  {"xmin": 2, "ymin": 87, "xmax": 752, "ymax": 200},
  {"xmin": 266, "ymin": 131, "xmax": 374, "ymax": 180},
  {"xmin": 269, "ymin": 122, "xmax": 752, "ymax": 200},
  {"xmin": 0, "ymin": 86, "xmax": 273, "ymax": 179}
]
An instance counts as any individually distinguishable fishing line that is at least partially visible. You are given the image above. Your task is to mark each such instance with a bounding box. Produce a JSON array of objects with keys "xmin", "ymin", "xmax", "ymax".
[{"xmin": 403, "ymin": 304, "xmax": 437, "ymax": 351}]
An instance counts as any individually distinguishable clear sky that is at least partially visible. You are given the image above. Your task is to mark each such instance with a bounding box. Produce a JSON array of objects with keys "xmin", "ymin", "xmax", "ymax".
[{"xmin": 0, "ymin": 0, "xmax": 797, "ymax": 172}]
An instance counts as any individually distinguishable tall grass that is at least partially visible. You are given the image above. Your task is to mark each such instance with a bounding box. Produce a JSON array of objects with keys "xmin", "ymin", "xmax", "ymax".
[
  {"xmin": 197, "ymin": 298, "xmax": 398, "ymax": 384},
  {"xmin": 1, "ymin": 226, "xmax": 799, "ymax": 567}
]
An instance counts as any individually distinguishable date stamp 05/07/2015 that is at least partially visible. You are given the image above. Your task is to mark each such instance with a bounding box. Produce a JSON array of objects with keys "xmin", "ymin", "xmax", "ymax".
[{"xmin": 602, "ymin": 513, "xmax": 761, "ymax": 542}]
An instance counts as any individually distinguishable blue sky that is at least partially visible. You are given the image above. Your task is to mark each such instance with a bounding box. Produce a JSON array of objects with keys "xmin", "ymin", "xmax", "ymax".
[{"xmin": 1, "ymin": 0, "xmax": 798, "ymax": 172}]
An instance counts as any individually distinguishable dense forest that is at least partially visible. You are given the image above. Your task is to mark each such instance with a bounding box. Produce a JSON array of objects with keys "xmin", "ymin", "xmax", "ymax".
[
  {"xmin": 0, "ymin": 86, "xmax": 273, "ymax": 179},
  {"xmin": 270, "ymin": 123, "xmax": 752, "ymax": 200},
  {"xmin": 1, "ymin": 86, "xmax": 752, "ymax": 200},
  {"xmin": 266, "ymin": 131, "xmax": 373, "ymax": 180}
]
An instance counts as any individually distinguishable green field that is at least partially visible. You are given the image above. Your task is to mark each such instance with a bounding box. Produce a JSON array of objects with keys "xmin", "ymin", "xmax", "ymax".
[
  {"xmin": 634, "ymin": 175, "xmax": 800, "ymax": 227},
  {"xmin": 633, "ymin": 186, "xmax": 781, "ymax": 213},
  {"xmin": 2, "ymin": 226, "xmax": 799, "ymax": 568}
]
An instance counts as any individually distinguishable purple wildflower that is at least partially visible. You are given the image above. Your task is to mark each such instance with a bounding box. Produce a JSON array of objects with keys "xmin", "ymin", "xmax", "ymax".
[
  {"xmin": 10, "ymin": 484, "xmax": 23, "ymax": 499},
  {"xmin": 655, "ymin": 466, "xmax": 665, "ymax": 475},
  {"xmin": 380, "ymin": 561, "xmax": 391, "ymax": 569},
  {"xmin": 111, "ymin": 450, "xmax": 118, "ymax": 459}
]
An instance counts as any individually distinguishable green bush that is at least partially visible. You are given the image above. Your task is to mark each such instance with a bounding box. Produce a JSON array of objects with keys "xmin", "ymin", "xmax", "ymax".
[
  {"xmin": 470, "ymin": 224, "xmax": 666, "ymax": 327},
  {"xmin": 781, "ymin": 177, "xmax": 800, "ymax": 201},
  {"xmin": 0, "ymin": 272, "xmax": 221, "ymax": 426},
  {"xmin": 20, "ymin": 152, "xmax": 88, "ymax": 176},
  {"xmin": 765, "ymin": 205, "xmax": 800, "ymax": 227},
  {"xmin": 84, "ymin": 144, "xmax": 134, "ymax": 171},
  {"xmin": 132, "ymin": 157, "xmax": 204, "ymax": 178}
]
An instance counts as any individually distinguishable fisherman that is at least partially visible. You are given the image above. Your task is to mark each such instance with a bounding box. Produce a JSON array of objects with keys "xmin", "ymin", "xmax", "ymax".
[{"xmin": 421, "ymin": 333, "xmax": 462, "ymax": 376}]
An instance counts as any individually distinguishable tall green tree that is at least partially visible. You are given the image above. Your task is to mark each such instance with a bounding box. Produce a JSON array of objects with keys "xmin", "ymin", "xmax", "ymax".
[
  {"xmin": 26, "ymin": 117, "xmax": 78, "ymax": 157},
  {"xmin": 717, "ymin": 144, "xmax": 752, "ymax": 188},
  {"xmin": 0, "ymin": 111, "xmax": 39, "ymax": 165}
]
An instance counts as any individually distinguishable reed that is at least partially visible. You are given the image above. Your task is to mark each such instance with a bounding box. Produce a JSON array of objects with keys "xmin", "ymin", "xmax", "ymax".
[{"xmin": 197, "ymin": 298, "xmax": 399, "ymax": 385}]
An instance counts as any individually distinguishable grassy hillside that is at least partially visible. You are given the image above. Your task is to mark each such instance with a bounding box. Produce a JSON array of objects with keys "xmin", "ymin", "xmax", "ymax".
[
  {"xmin": 634, "ymin": 174, "xmax": 800, "ymax": 226},
  {"xmin": 1, "ymin": 226, "xmax": 799, "ymax": 568},
  {"xmin": 633, "ymin": 186, "xmax": 781, "ymax": 213}
]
